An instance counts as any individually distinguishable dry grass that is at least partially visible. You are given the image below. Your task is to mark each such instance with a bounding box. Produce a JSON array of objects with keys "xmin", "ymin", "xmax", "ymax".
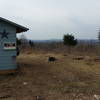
[{"xmin": 0, "ymin": 52, "xmax": 100, "ymax": 100}]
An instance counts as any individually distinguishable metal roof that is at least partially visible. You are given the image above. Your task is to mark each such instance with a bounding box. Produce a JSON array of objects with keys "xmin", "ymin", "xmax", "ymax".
[{"xmin": 0, "ymin": 17, "xmax": 29, "ymax": 33}]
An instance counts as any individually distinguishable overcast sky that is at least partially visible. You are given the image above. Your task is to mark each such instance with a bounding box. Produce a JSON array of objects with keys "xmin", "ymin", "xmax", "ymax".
[{"xmin": 0, "ymin": 0, "xmax": 100, "ymax": 40}]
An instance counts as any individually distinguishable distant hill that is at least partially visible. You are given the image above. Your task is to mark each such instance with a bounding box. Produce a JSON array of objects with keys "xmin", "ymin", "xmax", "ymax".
[
  {"xmin": 78, "ymin": 39, "xmax": 100, "ymax": 44},
  {"xmin": 29, "ymin": 39, "xmax": 99, "ymax": 44},
  {"xmin": 31, "ymin": 39, "xmax": 62, "ymax": 43}
]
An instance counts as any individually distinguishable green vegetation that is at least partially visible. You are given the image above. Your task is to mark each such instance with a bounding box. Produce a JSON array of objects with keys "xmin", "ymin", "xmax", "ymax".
[{"xmin": 63, "ymin": 34, "xmax": 78, "ymax": 53}]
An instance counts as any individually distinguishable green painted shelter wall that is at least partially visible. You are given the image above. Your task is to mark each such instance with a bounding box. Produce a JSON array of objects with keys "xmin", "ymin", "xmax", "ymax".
[{"xmin": 0, "ymin": 21, "xmax": 17, "ymax": 70}]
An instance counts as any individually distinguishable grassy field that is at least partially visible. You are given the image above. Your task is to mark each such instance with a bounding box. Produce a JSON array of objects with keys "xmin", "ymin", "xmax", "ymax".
[{"xmin": 0, "ymin": 52, "xmax": 100, "ymax": 100}]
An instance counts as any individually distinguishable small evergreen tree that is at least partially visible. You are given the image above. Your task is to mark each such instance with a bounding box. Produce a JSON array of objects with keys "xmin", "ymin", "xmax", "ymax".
[
  {"xmin": 16, "ymin": 38, "xmax": 21, "ymax": 56},
  {"xmin": 17, "ymin": 38, "xmax": 21, "ymax": 46},
  {"xmin": 29, "ymin": 40, "xmax": 34, "ymax": 48},
  {"xmin": 63, "ymin": 34, "xmax": 78, "ymax": 53},
  {"xmin": 98, "ymin": 30, "xmax": 100, "ymax": 41}
]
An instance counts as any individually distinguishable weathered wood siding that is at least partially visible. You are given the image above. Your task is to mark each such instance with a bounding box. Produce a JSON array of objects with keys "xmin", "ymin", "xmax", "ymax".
[{"xmin": 0, "ymin": 21, "xmax": 17, "ymax": 70}]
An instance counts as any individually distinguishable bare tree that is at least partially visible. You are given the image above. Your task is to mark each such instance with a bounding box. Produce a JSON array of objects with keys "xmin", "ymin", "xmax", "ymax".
[{"xmin": 19, "ymin": 34, "xmax": 29, "ymax": 50}]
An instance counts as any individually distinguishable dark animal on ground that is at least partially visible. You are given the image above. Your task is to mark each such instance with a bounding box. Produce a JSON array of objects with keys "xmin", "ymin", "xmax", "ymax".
[
  {"xmin": 64, "ymin": 54, "xmax": 68, "ymax": 56},
  {"xmin": 48, "ymin": 57, "xmax": 57, "ymax": 62},
  {"xmin": 73, "ymin": 56, "xmax": 84, "ymax": 60},
  {"xmin": 94, "ymin": 57, "xmax": 100, "ymax": 62}
]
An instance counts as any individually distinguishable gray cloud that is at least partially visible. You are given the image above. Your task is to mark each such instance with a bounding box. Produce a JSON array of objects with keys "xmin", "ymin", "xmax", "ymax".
[{"xmin": 0, "ymin": 0, "xmax": 100, "ymax": 39}]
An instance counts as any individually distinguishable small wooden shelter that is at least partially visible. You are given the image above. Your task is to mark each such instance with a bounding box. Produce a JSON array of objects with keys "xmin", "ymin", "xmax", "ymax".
[{"xmin": 0, "ymin": 17, "xmax": 29, "ymax": 71}]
